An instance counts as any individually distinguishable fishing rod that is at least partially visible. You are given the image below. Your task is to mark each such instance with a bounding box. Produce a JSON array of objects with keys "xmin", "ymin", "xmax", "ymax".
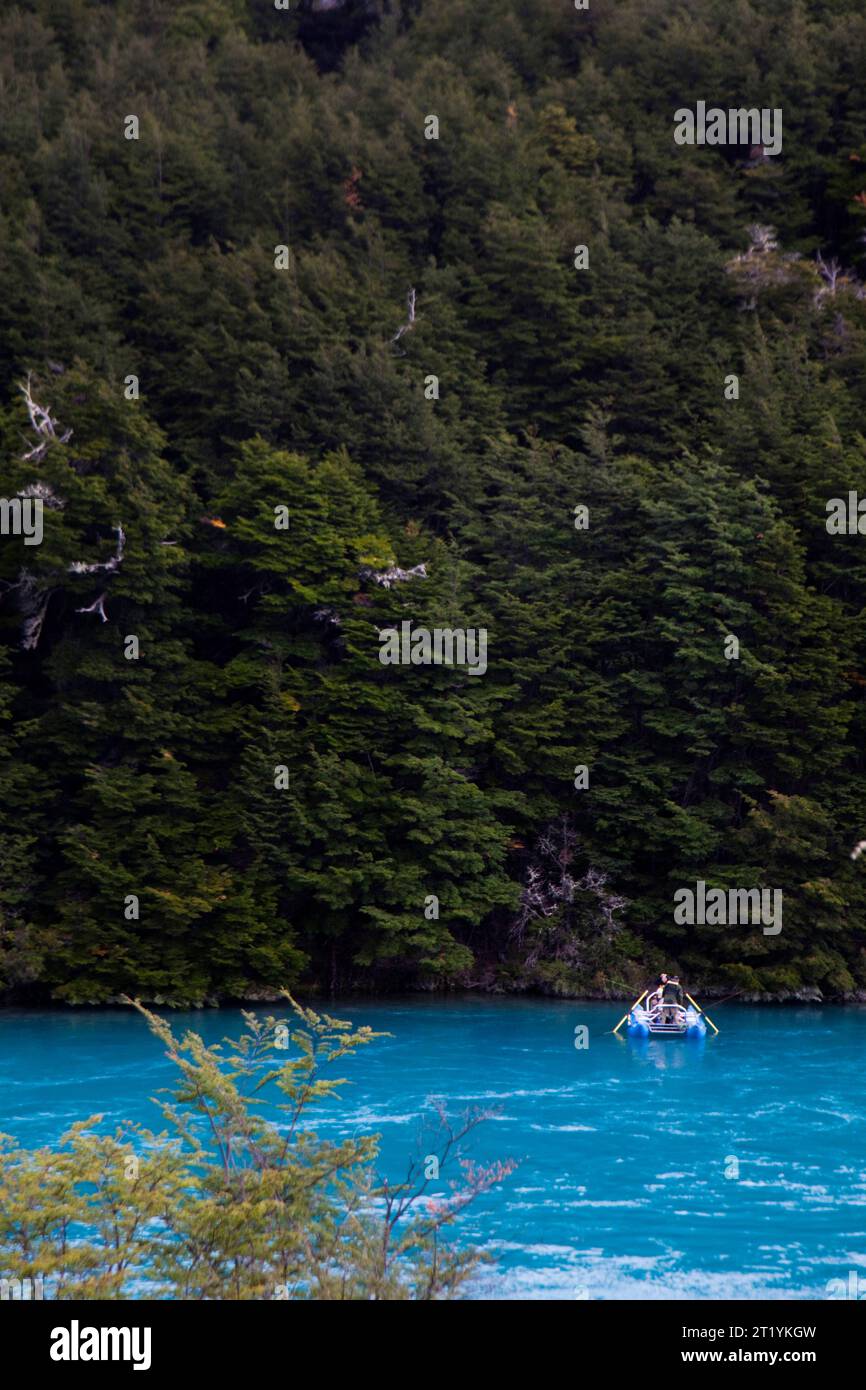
[{"xmin": 705, "ymin": 989, "xmax": 743, "ymax": 1008}]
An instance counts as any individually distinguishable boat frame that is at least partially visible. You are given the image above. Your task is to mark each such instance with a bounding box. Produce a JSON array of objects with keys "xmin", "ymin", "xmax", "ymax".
[
  {"xmin": 627, "ymin": 1002, "xmax": 706, "ymax": 1038},
  {"xmin": 613, "ymin": 988, "xmax": 718, "ymax": 1038}
]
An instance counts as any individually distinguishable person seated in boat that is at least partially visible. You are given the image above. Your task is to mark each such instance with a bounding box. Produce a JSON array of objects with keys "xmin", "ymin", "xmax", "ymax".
[
  {"xmin": 661, "ymin": 975, "xmax": 684, "ymax": 1023},
  {"xmin": 646, "ymin": 972, "xmax": 667, "ymax": 1016}
]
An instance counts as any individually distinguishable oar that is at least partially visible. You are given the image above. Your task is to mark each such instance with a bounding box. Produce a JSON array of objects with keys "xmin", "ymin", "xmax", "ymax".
[
  {"xmin": 686, "ymin": 991, "xmax": 719, "ymax": 1034},
  {"xmin": 612, "ymin": 990, "xmax": 647, "ymax": 1036}
]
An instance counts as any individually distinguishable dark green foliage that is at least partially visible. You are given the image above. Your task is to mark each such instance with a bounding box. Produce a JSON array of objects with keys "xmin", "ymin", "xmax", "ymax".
[{"xmin": 3, "ymin": 0, "xmax": 866, "ymax": 1002}]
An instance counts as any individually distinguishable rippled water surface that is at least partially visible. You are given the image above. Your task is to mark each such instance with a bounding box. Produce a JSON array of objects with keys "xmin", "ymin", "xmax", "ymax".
[{"xmin": 2, "ymin": 998, "xmax": 864, "ymax": 1299}]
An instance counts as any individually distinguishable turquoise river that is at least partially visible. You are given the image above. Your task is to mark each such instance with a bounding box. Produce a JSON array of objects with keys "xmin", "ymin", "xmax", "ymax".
[{"xmin": 1, "ymin": 997, "xmax": 864, "ymax": 1300}]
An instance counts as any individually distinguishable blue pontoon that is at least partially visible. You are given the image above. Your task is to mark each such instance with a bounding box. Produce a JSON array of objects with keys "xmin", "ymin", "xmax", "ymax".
[{"xmin": 626, "ymin": 1001, "xmax": 706, "ymax": 1038}]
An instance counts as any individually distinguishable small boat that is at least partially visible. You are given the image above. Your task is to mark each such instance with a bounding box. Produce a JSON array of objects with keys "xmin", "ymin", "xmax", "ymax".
[
  {"xmin": 613, "ymin": 989, "xmax": 718, "ymax": 1038},
  {"xmin": 626, "ymin": 1002, "xmax": 706, "ymax": 1039}
]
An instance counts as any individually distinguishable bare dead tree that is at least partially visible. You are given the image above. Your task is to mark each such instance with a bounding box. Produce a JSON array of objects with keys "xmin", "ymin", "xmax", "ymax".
[
  {"xmin": 746, "ymin": 223, "xmax": 778, "ymax": 254},
  {"xmin": 2, "ymin": 378, "xmax": 71, "ymax": 646},
  {"xmin": 70, "ymin": 524, "xmax": 126, "ymax": 625},
  {"xmin": 814, "ymin": 251, "xmax": 844, "ymax": 306},
  {"xmin": 363, "ymin": 561, "xmax": 427, "ymax": 589},
  {"xmin": 813, "ymin": 249, "xmax": 866, "ymax": 308},
  {"xmin": 511, "ymin": 817, "xmax": 627, "ymax": 969},
  {"xmin": 816, "ymin": 251, "xmax": 842, "ymax": 291},
  {"xmin": 513, "ymin": 817, "xmax": 580, "ymax": 941},
  {"xmin": 69, "ymin": 524, "xmax": 126, "ymax": 576},
  {"xmin": 16, "ymin": 480, "xmax": 65, "ymax": 510},
  {"xmin": 75, "ymin": 592, "xmax": 108, "ymax": 623},
  {"xmin": 17, "ymin": 374, "xmax": 72, "ymax": 463},
  {"xmin": 391, "ymin": 287, "xmax": 416, "ymax": 353},
  {"xmin": 1, "ymin": 572, "xmax": 53, "ymax": 651},
  {"xmin": 731, "ymin": 234, "xmax": 865, "ymax": 312},
  {"xmin": 1, "ymin": 378, "xmax": 126, "ymax": 647},
  {"xmin": 362, "ymin": 1100, "xmax": 517, "ymax": 1297},
  {"xmin": 64, "ymin": 522, "xmax": 125, "ymax": 632},
  {"xmin": 725, "ymin": 225, "xmax": 808, "ymax": 308}
]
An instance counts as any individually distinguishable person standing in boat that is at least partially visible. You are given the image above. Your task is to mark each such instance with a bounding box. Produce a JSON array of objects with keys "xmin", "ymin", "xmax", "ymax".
[{"xmin": 661, "ymin": 975, "xmax": 684, "ymax": 1024}]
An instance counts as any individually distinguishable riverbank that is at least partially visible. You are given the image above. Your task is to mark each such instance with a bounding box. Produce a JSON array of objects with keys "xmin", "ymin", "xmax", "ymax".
[{"xmin": 2, "ymin": 979, "xmax": 864, "ymax": 1009}]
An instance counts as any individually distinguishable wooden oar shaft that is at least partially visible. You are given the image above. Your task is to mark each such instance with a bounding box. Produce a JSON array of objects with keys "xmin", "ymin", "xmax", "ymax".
[
  {"xmin": 686, "ymin": 991, "xmax": 719, "ymax": 1034},
  {"xmin": 613, "ymin": 989, "xmax": 647, "ymax": 1035}
]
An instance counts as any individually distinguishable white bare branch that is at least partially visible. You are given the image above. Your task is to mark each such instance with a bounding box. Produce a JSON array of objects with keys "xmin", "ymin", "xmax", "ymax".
[
  {"xmin": 0, "ymin": 572, "xmax": 54, "ymax": 651},
  {"xmin": 391, "ymin": 287, "xmax": 416, "ymax": 350},
  {"xmin": 812, "ymin": 250, "xmax": 864, "ymax": 307},
  {"xmin": 17, "ymin": 481, "xmax": 65, "ymax": 510},
  {"xmin": 22, "ymin": 591, "xmax": 52, "ymax": 649},
  {"xmin": 746, "ymin": 223, "xmax": 778, "ymax": 254},
  {"xmin": 17, "ymin": 374, "xmax": 72, "ymax": 460},
  {"xmin": 5, "ymin": 387, "xmax": 124, "ymax": 645},
  {"xmin": 313, "ymin": 606, "xmax": 342, "ymax": 627},
  {"xmin": 816, "ymin": 251, "xmax": 842, "ymax": 290},
  {"xmin": 69, "ymin": 524, "xmax": 125, "ymax": 628},
  {"xmin": 75, "ymin": 592, "xmax": 109, "ymax": 622},
  {"xmin": 364, "ymin": 561, "xmax": 427, "ymax": 589},
  {"xmin": 68, "ymin": 524, "xmax": 126, "ymax": 575}
]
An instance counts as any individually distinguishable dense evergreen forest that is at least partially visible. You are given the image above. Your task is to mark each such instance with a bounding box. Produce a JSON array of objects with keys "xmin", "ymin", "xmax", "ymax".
[{"xmin": 2, "ymin": 0, "xmax": 866, "ymax": 1004}]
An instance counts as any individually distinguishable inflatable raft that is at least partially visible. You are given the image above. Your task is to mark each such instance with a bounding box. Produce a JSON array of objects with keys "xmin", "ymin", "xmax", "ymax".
[
  {"xmin": 613, "ymin": 989, "xmax": 718, "ymax": 1038},
  {"xmin": 626, "ymin": 1002, "xmax": 707, "ymax": 1038}
]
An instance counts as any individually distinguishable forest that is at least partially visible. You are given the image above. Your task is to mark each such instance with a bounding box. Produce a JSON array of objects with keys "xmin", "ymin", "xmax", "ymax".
[{"xmin": 2, "ymin": 0, "xmax": 866, "ymax": 1004}]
